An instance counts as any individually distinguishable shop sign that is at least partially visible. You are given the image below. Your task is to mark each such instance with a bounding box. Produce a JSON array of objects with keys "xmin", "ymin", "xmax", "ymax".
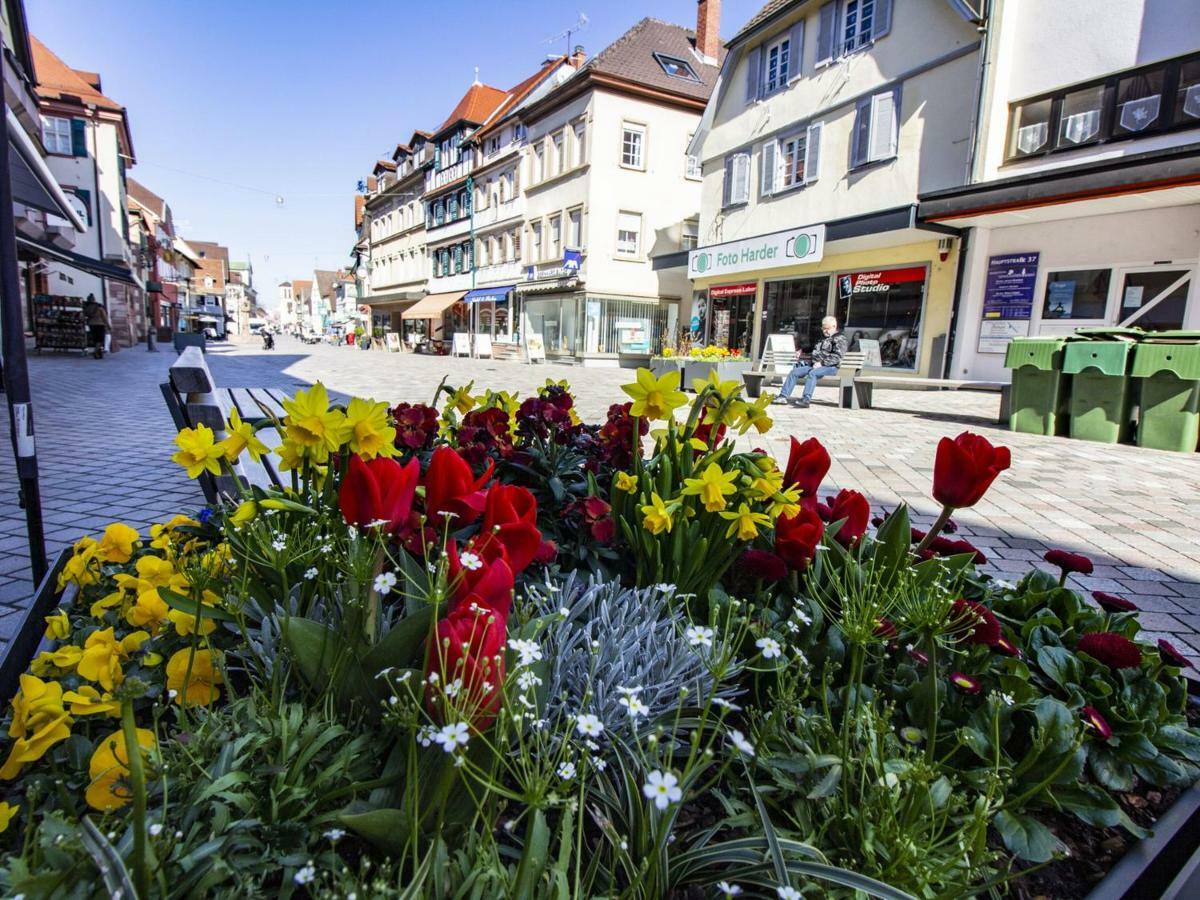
[
  {"xmin": 837, "ymin": 266, "xmax": 926, "ymax": 298},
  {"xmin": 979, "ymin": 252, "xmax": 1038, "ymax": 353},
  {"xmin": 709, "ymin": 282, "xmax": 757, "ymax": 299},
  {"xmin": 688, "ymin": 224, "xmax": 825, "ymax": 279}
]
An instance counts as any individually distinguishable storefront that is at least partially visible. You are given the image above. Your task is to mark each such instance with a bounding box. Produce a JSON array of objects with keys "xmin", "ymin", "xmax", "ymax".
[
  {"xmin": 464, "ymin": 285, "xmax": 515, "ymax": 342},
  {"xmin": 520, "ymin": 289, "xmax": 679, "ymax": 365},
  {"xmin": 400, "ymin": 290, "xmax": 466, "ymax": 351}
]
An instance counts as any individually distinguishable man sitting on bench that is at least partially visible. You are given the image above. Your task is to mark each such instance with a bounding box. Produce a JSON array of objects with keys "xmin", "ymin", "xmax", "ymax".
[{"xmin": 776, "ymin": 316, "xmax": 847, "ymax": 408}]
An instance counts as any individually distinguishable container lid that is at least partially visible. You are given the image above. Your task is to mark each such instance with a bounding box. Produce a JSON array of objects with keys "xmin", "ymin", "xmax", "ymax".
[
  {"xmin": 1004, "ymin": 336, "xmax": 1067, "ymax": 371},
  {"xmin": 1131, "ymin": 341, "xmax": 1200, "ymax": 379},
  {"xmin": 1136, "ymin": 329, "xmax": 1200, "ymax": 344},
  {"xmin": 1062, "ymin": 340, "xmax": 1134, "ymax": 376},
  {"xmin": 1072, "ymin": 326, "xmax": 1144, "ymax": 342}
]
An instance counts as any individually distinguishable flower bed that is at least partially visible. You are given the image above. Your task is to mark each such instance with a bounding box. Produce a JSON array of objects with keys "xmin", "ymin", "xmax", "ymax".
[{"xmin": 1, "ymin": 370, "xmax": 1198, "ymax": 898}]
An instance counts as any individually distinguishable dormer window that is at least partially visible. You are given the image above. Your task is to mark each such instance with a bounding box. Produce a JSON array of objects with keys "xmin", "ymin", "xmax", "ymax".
[{"xmin": 654, "ymin": 52, "xmax": 699, "ymax": 82}]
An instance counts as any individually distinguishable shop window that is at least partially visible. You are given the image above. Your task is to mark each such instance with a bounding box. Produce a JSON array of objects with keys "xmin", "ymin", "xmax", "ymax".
[
  {"xmin": 834, "ymin": 267, "xmax": 926, "ymax": 369},
  {"xmin": 1041, "ymin": 269, "xmax": 1111, "ymax": 320},
  {"xmin": 1119, "ymin": 270, "xmax": 1191, "ymax": 332},
  {"xmin": 763, "ymin": 277, "xmax": 830, "ymax": 356}
]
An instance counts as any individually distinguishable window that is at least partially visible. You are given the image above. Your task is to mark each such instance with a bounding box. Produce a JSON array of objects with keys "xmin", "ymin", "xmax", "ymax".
[
  {"xmin": 434, "ymin": 199, "xmax": 445, "ymax": 226},
  {"xmin": 553, "ymin": 131, "xmax": 565, "ymax": 175},
  {"xmin": 851, "ymin": 90, "xmax": 898, "ymax": 167},
  {"xmin": 530, "ymin": 221, "xmax": 543, "ymax": 261},
  {"xmin": 686, "ymin": 132, "xmax": 702, "ymax": 179},
  {"xmin": 835, "ymin": 266, "xmax": 925, "ymax": 369},
  {"xmin": 568, "ymin": 208, "xmax": 583, "ymax": 248},
  {"xmin": 616, "ymin": 211, "xmax": 641, "ymax": 257},
  {"xmin": 1008, "ymin": 98, "xmax": 1052, "ymax": 157},
  {"xmin": 487, "ymin": 136, "xmax": 500, "ymax": 155},
  {"xmin": 534, "ymin": 143, "xmax": 545, "ymax": 182},
  {"xmin": 682, "ymin": 219, "xmax": 699, "ymax": 251},
  {"xmin": 763, "ymin": 36, "xmax": 791, "ymax": 93},
  {"xmin": 723, "ymin": 152, "xmax": 751, "ymax": 206},
  {"xmin": 453, "ymin": 245, "xmax": 463, "ymax": 274},
  {"xmin": 549, "ymin": 214, "xmax": 562, "ymax": 259},
  {"xmin": 1058, "ymin": 85, "xmax": 1105, "ymax": 146},
  {"xmin": 477, "ymin": 239, "xmax": 488, "ymax": 267},
  {"xmin": 41, "ymin": 116, "xmax": 73, "ymax": 154},
  {"xmin": 1041, "ymin": 269, "xmax": 1111, "ymax": 320},
  {"xmin": 573, "ymin": 121, "xmax": 587, "ymax": 166},
  {"xmin": 655, "ymin": 52, "xmax": 699, "ymax": 81},
  {"xmin": 1177, "ymin": 58, "xmax": 1200, "ymax": 122},
  {"xmin": 621, "ymin": 124, "xmax": 645, "ymax": 169},
  {"xmin": 204, "ymin": 276, "xmax": 214, "ymax": 288},
  {"xmin": 1119, "ymin": 269, "xmax": 1191, "ymax": 331},
  {"xmin": 1115, "ymin": 70, "xmax": 1164, "ymax": 136},
  {"xmin": 447, "ymin": 194, "xmax": 458, "ymax": 219},
  {"xmin": 843, "ymin": 0, "xmax": 875, "ymax": 51}
]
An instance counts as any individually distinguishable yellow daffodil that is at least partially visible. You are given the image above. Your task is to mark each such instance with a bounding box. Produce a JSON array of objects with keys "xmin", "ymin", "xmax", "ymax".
[
  {"xmin": 219, "ymin": 408, "xmax": 269, "ymax": 462},
  {"xmin": 0, "ymin": 801, "xmax": 17, "ymax": 833},
  {"xmin": 692, "ymin": 368, "xmax": 743, "ymax": 400},
  {"xmin": 343, "ymin": 397, "xmax": 397, "ymax": 459},
  {"xmin": 446, "ymin": 382, "xmax": 476, "ymax": 416},
  {"xmin": 641, "ymin": 492, "xmax": 675, "ymax": 535},
  {"xmin": 166, "ymin": 648, "xmax": 223, "ymax": 707},
  {"xmin": 76, "ymin": 628, "xmax": 148, "ymax": 692},
  {"xmin": 681, "ymin": 463, "xmax": 739, "ymax": 513},
  {"xmin": 96, "ymin": 523, "xmax": 139, "ymax": 563},
  {"xmin": 282, "ymin": 382, "xmax": 347, "ymax": 460},
  {"xmin": 615, "ymin": 471, "xmax": 639, "ymax": 493},
  {"xmin": 62, "ymin": 685, "xmax": 121, "ymax": 718},
  {"xmin": 747, "ymin": 472, "xmax": 785, "ymax": 500},
  {"xmin": 125, "ymin": 589, "xmax": 170, "ymax": 634},
  {"xmin": 0, "ymin": 713, "xmax": 71, "ymax": 780},
  {"xmin": 43, "ymin": 610, "xmax": 70, "ymax": 641},
  {"xmin": 169, "ymin": 589, "xmax": 220, "ymax": 637},
  {"xmin": 734, "ymin": 395, "xmax": 774, "ymax": 435},
  {"xmin": 86, "ymin": 727, "xmax": 156, "ymax": 812},
  {"xmin": 719, "ymin": 502, "xmax": 771, "ymax": 541},
  {"xmin": 621, "ymin": 368, "xmax": 688, "ymax": 421},
  {"xmin": 228, "ymin": 500, "xmax": 258, "ymax": 527},
  {"xmin": 8, "ymin": 674, "xmax": 70, "ymax": 740},
  {"xmin": 765, "ymin": 485, "xmax": 803, "ymax": 520},
  {"xmin": 275, "ymin": 439, "xmax": 305, "ymax": 472},
  {"xmin": 171, "ymin": 424, "xmax": 225, "ymax": 478}
]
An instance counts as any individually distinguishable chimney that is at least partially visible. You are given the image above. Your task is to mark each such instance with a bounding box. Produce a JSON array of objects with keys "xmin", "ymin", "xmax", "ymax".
[
  {"xmin": 696, "ymin": 0, "xmax": 720, "ymax": 64},
  {"xmin": 570, "ymin": 45, "xmax": 587, "ymax": 68}
]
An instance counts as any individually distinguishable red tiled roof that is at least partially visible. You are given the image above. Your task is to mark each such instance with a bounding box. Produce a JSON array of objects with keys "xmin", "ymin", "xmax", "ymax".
[
  {"xmin": 30, "ymin": 35, "xmax": 123, "ymax": 112},
  {"xmin": 126, "ymin": 178, "xmax": 165, "ymax": 218},
  {"xmin": 476, "ymin": 57, "xmax": 567, "ymax": 139},
  {"xmin": 437, "ymin": 82, "xmax": 507, "ymax": 133}
]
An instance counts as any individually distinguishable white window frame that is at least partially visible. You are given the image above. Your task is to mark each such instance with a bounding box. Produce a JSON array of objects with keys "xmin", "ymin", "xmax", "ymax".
[
  {"xmin": 549, "ymin": 213, "xmax": 562, "ymax": 259},
  {"xmin": 616, "ymin": 211, "xmax": 642, "ymax": 257},
  {"xmin": 763, "ymin": 35, "xmax": 791, "ymax": 94},
  {"xmin": 723, "ymin": 151, "xmax": 752, "ymax": 207},
  {"xmin": 682, "ymin": 219, "xmax": 700, "ymax": 251},
  {"xmin": 568, "ymin": 207, "xmax": 583, "ymax": 249},
  {"xmin": 686, "ymin": 132, "xmax": 702, "ymax": 180},
  {"xmin": 573, "ymin": 120, "xmax": 587, "ymax": 167},
  {"xmin": 843, "ymin": 0, "xmax": 876, "ymax": 53},
  {"xmin": 621, "ymin": 123, "xmax": 645, "ymax": 170},
  {"xmin": 42, "ymin": 115, "xmax": 72, "ymax": 154},
  {"xmin": 530, "ymin": 220, "xmax": 544, "ymax": 262},
  {"xmin": 534, "ymin": 143, "xmax": 545, "ymax": 183}
]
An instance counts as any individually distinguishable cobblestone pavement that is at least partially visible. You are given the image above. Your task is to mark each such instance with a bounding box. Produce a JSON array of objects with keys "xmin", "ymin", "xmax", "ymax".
[{"xmin": 4, "ymin": 335, "xmax": 1200, "ymax": 656}]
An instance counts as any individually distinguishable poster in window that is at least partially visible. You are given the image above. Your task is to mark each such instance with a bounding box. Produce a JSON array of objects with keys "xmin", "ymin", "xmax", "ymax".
[
  {"xmin": 1123, "ymin": 285, "xmax": 1144, "ymax": 309},
  {"xmin": 978, "ymin": 252, "xmax": 1037, "ymax": 353},
  {"xmin": 1045, "ymin": 281, "xmax": 1076, "ymax": 319}
]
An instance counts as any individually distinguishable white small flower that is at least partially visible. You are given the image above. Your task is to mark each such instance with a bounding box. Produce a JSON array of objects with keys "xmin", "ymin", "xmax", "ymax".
[
  {"xmin": 149, "ymin": 823, "xmax": 164, "ymax": 837},
  {"xmin": 303, "ymin": 567, "xmax": 318, "ymax": 581},
  {"xmin": 878, "ymin": 772, "xmax": 900, "ymax": 790},
  {"xmin": 557, "ymin": 761, "xmax": 576, "ymax": 780},
  {"xmin": 756, "ymin": 637, "xmax": 782, "ymax": 659},
  {"xmin": 616, "ymin": 684, "xmax": 642, "ymax": 697},
  {"xmin": 786, "ymin": 620, "xmax": 800, "ymax": 633},
  {"xmin": 294, "ymin": 863, "xmax": 316, "ymax": 885},
  {"xmin": 619, "ymin": 694, "xmax": 649, "ymax": 719},
  {"xmin": 517, "ymin": 670, "xmax": 543, "ymax": 690},
  {"xmin": 438, "ymin": 510, "xmax": 460, "ymax": 520},
  {"xmin": 174, "ymin": 830, "xmax": 183, "ymax": 839},
  {"xmin": 559, "ymin": 606, "xmax": 570, "ymax": 617},
  {"xmin": 654, "ymin": 583, "xmax": 675, "ymax": 593},
  {"xmin": 459, "ymin": 550, "xmax": 483, "ymax": 571},
  {"xmin": 347, "ymin": 525, "xmax": 359, "ymax": 539},
  {"xmin": 713, "ymin": 697, "xmax": 742, "ymax": 711},
  {"xmin": 168, "ymin": 689, "xmax": 178, "ymax": 700},
  {"xmin": 794, "ymin": 610, "xmax": 813, "ymax": 627},
  {"xmin": 443, "ymin": 678, "xmax": 463, "ymax": 699},
  {"xmin": 323, "ymin": 828, "xmax": 345, "ymax": 842},
  {"xmin": 728, "ymin": 729, "xmax": 755, "ymax": 757},
  {"xmin": 576, "ymin": 713, "xmax": 604, "ymax": 737},
  {"xmin": 642, "ymin": 770, "xmax": 682, "ymax": 810},
  {"xmin": 685, "ymin": 625, "xmax": 714, "ymax": 648},
  {"xmin": 433, "ymin": 722, "xmax": 470, "ymax": 752},
  {"xmin": 366, "ymin": 518, "xmax": 391, "ymax": 529},
  {"xmin": 777, "ymin": 887, "xmax": 801, "ymax": 900},
  {"xmin": 508, "ymin": 638, "xmax": 543, "ymax": 667},
  {"xmin": 994, "ymin": 579, "xmax": 1016, "ymax": 590},
  {"xmin": 417, "ymin": 725, "xmax": 437, "ymax": 747},
  {"xmin": 427, "ymin": 671, "xmax": 440, "ymax": 685},
  {"xmin": 272, "ymin": 538, "xmax": 286, "ymax": 551},
  {"xmin": 718, "ymin": 882, "xmax": 743, "ymax": 897},
  {"xmin": 998, "ymin": 692, "xmax": 1015, "ymax": 707},
  {"xmin": 374, "ymin": 571, "xmax": 397, "ymax": 595}
]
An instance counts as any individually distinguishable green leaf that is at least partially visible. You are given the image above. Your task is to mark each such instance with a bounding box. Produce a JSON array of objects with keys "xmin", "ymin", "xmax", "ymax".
[
  {"xmin": 1032, "ymin": 697, "xmax": 1076, "ymax": 754},
  {"xmin": 361, "ymin": 605, "xmax": 434, "ymax": 678},
  {"xmin": 513, "ymin": 808, "xmax": 551, "ymax": 898},
  {"xmin": 79, "ymin": 818, "xmax": 137, "ymax": 900},
  {"xmin": 807, "ymin": 764, "xmax": 842, "ymax": 799},
  {"xmin": 1051, "ymin": 784, "xmax": 1121, "ymax": 828},
  {"xmin": 871, "ymin": 503, "xmax": 911, "ymax": 586},
  {"xmin": 1156, "ymin": 725, "xmax": 1200, "ymax": 761},
  {"xmin": 1036, "ymin": 645, "xmax": 1081, "ymax": 688},
  {"xmin": 994, "ymin": 809, "xmax": 1064, "ymax": 862},
  {"xmin": 339, "ymin": 808, "xmax": 413, "ymax": 855},
  {"xmin": 160, "ymin": 588, "xmax": 238, "ymax": 623},
  {"xmin": 280, "ymin": 617, "xmax": 374, "ymax": 709},
  {"xmin": 1135, "ymin": 753, "xmax": 1187, "ymax": 787},
  {"xmin": 1090, "ymin": 747, "xmax": 1136, "ymax": 791},
  {"xmin": 787, "ymin": 862, "xmax": 917, "ymax": 900}
]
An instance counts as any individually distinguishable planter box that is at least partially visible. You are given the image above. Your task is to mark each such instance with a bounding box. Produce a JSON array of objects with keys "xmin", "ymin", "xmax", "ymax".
[
  {"xmin": 648, "ymin": 357, "xmax": 687, "ymax": 379},
  {"xmin": 684, "ymin": 359, "xmax": 753, "ymax": 389},
  {"xmin": 0, "ymin": 549, "xmax": 70, "ymax": 704}
]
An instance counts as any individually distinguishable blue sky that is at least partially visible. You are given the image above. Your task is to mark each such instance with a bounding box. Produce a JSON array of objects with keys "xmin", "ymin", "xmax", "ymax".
[{"xmin": 29, "ymin": 0, "xmax": 760, "ymax": 307}]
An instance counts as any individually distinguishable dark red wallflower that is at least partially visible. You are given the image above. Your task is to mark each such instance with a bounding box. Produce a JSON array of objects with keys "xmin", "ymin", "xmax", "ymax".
[
  {"xmin": 532, "ymin": 539, "xmax": 558, "ymax": 566},
  {"xmin": 828, "ymin": 489, "xmax": 870, "ymax": 546},
  {"xmin": 1082, "ymin": 706, "xmax": 1113, "ymax": 741},
  {"xmin": 339, "ymin": 455, "xmax": 420, "ymax": 536},
  {"xmin": 1044, "ymin": 549, "xmax": 1093, "ymax": 576},
  {"xmin": 782, "ymin": 436, "xmax": 831, "ymax": 504},
  {"xmin": 516, "ymin": 396, "xmax": 573, "ymax": 444},
  {"xmin": 775, "ymin": 505, "xmax": 824, "ymax": 571},
  {"xmin": 871, "ymin": 516, "xmax": 885, "ymax": 528},
  {"xmin": 950, "ymin": 598, "xmax": 1002, "ymax": 647},
  {"xmin": 1077, "ymin": 632, "xmax": 1142, "ymax": 669},
  {"xmin": 930, "ymin": 537, "xmax": 988, "ymax": 565},
  {"xmin": 566, "ymin": 495, "xmax": 616, "ymax": 545},
  {"xmin": 737, "ymin": 549, "xmax": 788, "ymax": 583},
  {"xmin": 692, "ymin": 422, "xmax": 727, "ymax": 451},
  {"xmin": 1158, "ymin": 639, "xmax": 1194, "ymax": 669},
  {"xmin": 910, "ymin": 648, "xmax": 929, "ymax": 666},
  {"xmin": 942, "ymin": 518, "xmax": 959, "ymax": 534},
  {"xmin": 392, "ymin": 402, "xmax": 440, "ymax": 451},
  {"xmin": 995, "ymin": 636, "xmax": 1021, "ymax": 657},
  {"xmin": 1093, "ymin": 591, "xmax": 1138, "ymax": 613},
  {"xmin": 457, "ymin": 407, "xmax": 514, "ymax": 468},
  {"xmin": 477, "ymin": 483, "xmax": 541, "ymax": 574},
  {"xmin": 597, "ymin": 402, "xmax": 647, "ymax": 471},
  {"xmin": 932, "ymin": 432, "xmax": 1011, "ymax": 509},
  {"xmin": 423, "ymin": 447, "xmax": 493, "ymax": 526}
]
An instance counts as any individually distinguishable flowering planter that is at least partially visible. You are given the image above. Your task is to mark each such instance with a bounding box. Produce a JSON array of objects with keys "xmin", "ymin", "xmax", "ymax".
[
  {"xmin": 0, "ymin": 549, "xmax": 70, "ymax": 705},
  {"xmin": 648, "ymin": 357, "xmax": 687, "ymax": 380},
  {"xmin": 683, "ymin": 359, "xmax": 753, "ymax": 389}
]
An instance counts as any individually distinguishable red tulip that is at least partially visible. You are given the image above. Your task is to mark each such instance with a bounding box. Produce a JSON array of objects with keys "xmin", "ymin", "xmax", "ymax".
[
  {"xmin": 827, "ymin": 489, "xmax": 870, "ymax": 546},
  {"xmin": 775, "ymin": 505, "xmax": 824, "ymax": 570},
  {"xmin": 424, "ymin": 447, "xmax": 494, "ymax": 525},
  {"xmin": 931, "ymin": 432, "xmax": 1011, "ymax": 509},
  {"xmin": 1044, "ymin": 549, "xmax": 1093, "ymax": 576},
  {"xmin": 782, "ymin": 437, "xmax": 831, "ymax": 505},
  {"xmin": 1082, "ymin": 706, "xmax": 1113, "ymax": 741},
  {"xmin": 339, "ymin": 455, "xmax": 420, "ymax": 536},
  {"xmin": 426, "ymin": 603, "xmax": 507, "ymax": 727},
  {"xmin": 874, "ymin": 618, "xmax": 897, "ymax": 639},
  {"xmin": 477, "ymin": 483, "xmax": 541, "ymax": 574},
  {"xmin": 447, "ymin": 541, "xmax": 515, "ymax": 620},
  {"xmin": 1077, "ymin": 632, "xmax": 1141, "ymax": 669}
]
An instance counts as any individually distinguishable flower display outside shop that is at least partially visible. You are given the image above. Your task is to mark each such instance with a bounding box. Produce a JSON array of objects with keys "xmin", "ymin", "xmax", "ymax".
[{"xmin": 0, "ymin": 373, "xmax": 1197, "ymax": 899}]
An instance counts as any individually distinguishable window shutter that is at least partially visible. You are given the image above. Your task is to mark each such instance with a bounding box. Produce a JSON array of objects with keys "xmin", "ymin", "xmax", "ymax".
[
  {"xmin": 70, "ymin": 118, "xmax": 87, "ymax": 157},
  {"xmin": 851, "ymin": 98, "xmax": 871, "ymax": 167},
  {"xmin": 804, "ymin": 122, "xmax": 822, "ymax": 183},
  {"xmin": 722, "ymin": 156, "xmax": 734, "ymax": 206},
  {"xmin": 873, "ymin": 0, "xmax": 894, "ymax": 40},
  {"xmin": 745, "ymin": 46, "xmax": 762, "ymax": 103},
  {"xmin": 760, "ymin": 141, "xmax": 777, "ymax": 196},
  {"xmin": 869, "ymin": 91, "xmax": 897, "ymax": 160},
  {"xmin": 734, "ymin": 153, "xmax": 751, "ymax": 204},
  {"xmin": 788, "ymin": 20, "xmax": 805, "ymax": 81},
  {"xmin": 816, "ymin": 2, "xmax": 838, "ymax": 64}
]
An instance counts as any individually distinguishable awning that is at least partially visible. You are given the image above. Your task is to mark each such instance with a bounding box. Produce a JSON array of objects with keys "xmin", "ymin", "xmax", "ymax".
[
  {"xmin": 15, "ymin": 235, "xmax": 143, "ymax": 288},
  {"xmin": 464, "ymin": 285, "xmax": 514, "ymax": 304},
  {"xmin": 7, "ymin": 110, "xmax": 86, "ymax": 230},
  {"xmin": 401, "ymin": 290, "xmax": 465, "ymax": 320}
]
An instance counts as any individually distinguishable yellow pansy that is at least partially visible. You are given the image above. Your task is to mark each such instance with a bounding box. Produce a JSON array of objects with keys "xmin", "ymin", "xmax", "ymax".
[
  {"xmin": 622, "ymin": 368, "xmax": 688, "ymax": 421},
  {"xmin": 143, "ymin": 652, "xmax": 163, "ymax": 667},
  {"xmin": 29, "ymin": 652, "xmax": 59, "ymax": 677},
  {"xmin": 615, "ymin": 471, "xmax": 639, "ymax": 493},
  {"xmin": 43, "ymin": 610, "xmax": 70, "ymax": 641},
  {"xmin": 282, "ymin": 382, "xmax": 347, "ymax": 460},
  {"xmin": 219, "ymin": 408, "xmax": 269, "ymax": 462},
  {"xmin": 44, "ymin": 645, "xmax": 84, "ymax": 671},
  {"xmin": 641, "ymin": 492, "xmax": 675, "ymax": 535},
  {"xmin": 681, "ymin": 463, "xmax": 739, "ymax": 513},
  {"xmin": 719, "ymin": 503, "xmax": 771, "ymax": 541},
  {"xmin": 62, "ymin": 685, "xmax": 121, "ymax": 718},
  {"xmin": 166, "ymin": 648, "xmax": 223, "ymax": 707},
  {"xmin": 0, "ymin": 801, "xmax": 17, "ymax": 833},
  {"xmin": 96, "ymin": 523, "xmax": 139, "ymax": 563},
  {"xmin": 85, "ymin": 727, "xmax": 156, "ymax": 812},
  {"xmin": 58, "ymin": 538, "xmax": 99, "ymax": 589},
  {"xmin": 89, "ymin": 590, "xmax": 126, "ymax": 620},
  {"xmin": 115, "ymin": 555, "xmax": 186, "ymax": 599},
  {"xmin": 149, "ymin": 515, "xmax": 200, "ymax": 552},
  {"xmin": 343, "ymin": 397, "xmax": 397, "ymax": 459},
  {"xmin": 0, "ymin": 714, "xmax": 71, "ymax": 780},
  {"xmin": 171, "ymin": 424, "xmax": 224, "ymax": 479},
  {"xmin": 8, "ymin": 674, "xmax": 70, "ymax": 740},
  {"xmin": 76, "ymin": 628, "xmax": 148, "ymax": 692},
  {"xmin": 228, "ymin": 500, "xmax": 258, "ymax": 527},
  {"xmin": 169, "ymin": 589, "xmax": 220, "ymax": 637},
  {"xmin": 126, "ymin": 590, "xmax": 170, "ymax": 634}
]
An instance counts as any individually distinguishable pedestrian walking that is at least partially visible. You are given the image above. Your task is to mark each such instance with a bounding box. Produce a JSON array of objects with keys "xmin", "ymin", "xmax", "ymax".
[
  {"xmin": 775, "ymin": 316, "xmax": 847, "ymax": 408},
  {"xmin": 82, "ymin": 294, "xmax": 109, "ymax": 359}
]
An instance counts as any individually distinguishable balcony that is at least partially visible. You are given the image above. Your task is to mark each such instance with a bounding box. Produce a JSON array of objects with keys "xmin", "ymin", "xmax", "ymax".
[
  {"xmin": 426, "ymin": 157, "xmax": 473, "ymax": 192},
  {"xmin": 473, "ymin": 196, "xmax": 524, "ymax": 229},
  {"xmin": 474, "ymin": 260, "xmax": 524, "ymax": 285}
]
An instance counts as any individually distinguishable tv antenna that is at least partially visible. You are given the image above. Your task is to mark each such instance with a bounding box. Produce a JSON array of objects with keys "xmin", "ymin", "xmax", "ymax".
[{"xmin": 543, "ymin": 12, "xmax": 588, "ymax": 57}]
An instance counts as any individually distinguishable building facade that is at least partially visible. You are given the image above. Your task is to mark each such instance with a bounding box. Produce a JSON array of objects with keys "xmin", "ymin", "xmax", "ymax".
[{"xmin": 185, "ymin": 240, "xmax": 229, "ymax": 337}]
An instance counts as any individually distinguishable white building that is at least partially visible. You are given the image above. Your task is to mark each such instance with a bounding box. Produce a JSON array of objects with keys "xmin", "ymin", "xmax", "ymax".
[
  {"xmin": 920, "ymin": 0, "xmax": 1200, "ymax": 380},
  {"xmin": 278, "ymin": 280, "xmax": 295, "ymax": 331}
]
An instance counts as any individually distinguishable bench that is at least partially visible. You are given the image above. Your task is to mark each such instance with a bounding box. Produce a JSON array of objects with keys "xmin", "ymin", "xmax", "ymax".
[
  {"xmin": 744, "ymin": 349, "xmax": 867, "ymax": 408},
  {"xmin": 852, "ymin": 375, "xmax": 1012, "ymax": 424},
  {"xmin": 161, "ymin": 346, "xmax": 289, "ymax": 504},
  {"xmin": 173, "ymin": 331, "xmax": 206, "ymax": 354}
]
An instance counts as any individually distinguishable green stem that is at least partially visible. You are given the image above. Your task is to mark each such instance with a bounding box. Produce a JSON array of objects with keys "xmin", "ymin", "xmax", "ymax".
[
  {"xmin": 925, "ymin": 634, "xmax": 939, "ymax": 766},
  {"xmin": 914, "ymin": 505, "xmax": 955, "ymax": 556},
  {"xmin": 120, "ymin": 701, "xmax": 149, "ymax": 899}
]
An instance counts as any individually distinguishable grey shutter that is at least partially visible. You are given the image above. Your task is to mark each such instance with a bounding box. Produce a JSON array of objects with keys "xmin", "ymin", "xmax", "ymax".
[
  {"xmin": 733, "ymin": 153, "xmax": 750, "ymax": 204},
  {"xmin": 816, "ymin": 2, "xmax": 838, "ymax": 64},
  {"xmin": 760, "ymin": 140, "xmax": 777, "ymax": 197},
  {"xmin": 788, "ymin": 20, "xmax": 805, "ymax": 81},
  {"xmin": 722, "ymin": 156, "xmax": 734, "ymax": 206},
  {"xmin": 804, "ymin": 122, "xmax": 822, "ymax": 183},
  {"xmin": 851, "ymin": 98, "xmax": 871, "ymax": 167},
  {"xmin": 745, "ymin": 46, "xmax": 762, "ymax": 103},
  {"xmin": 869, "ymin": 91, "xmax": 897, "ymax": 160},
  {"xmin": 873, "ymin": 0, "xmax": 893, "ymax": 40},
  {"xmin": 70, "ymin": 118, "xmax": 87, "ymax": 157}
]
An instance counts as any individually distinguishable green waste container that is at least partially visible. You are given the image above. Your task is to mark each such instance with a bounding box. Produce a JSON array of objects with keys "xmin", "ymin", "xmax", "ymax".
[
  {"xmin": 1004, "ymin": 337, "xmax": 1071, "ymax": 435},
  {"xmin": 1062, "ymin": 339, "xmax": 1136, "ymax": 443},
  {"xmin": 1131, "ymin": 336, "xmax": 1200, "ymax": 452}
]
